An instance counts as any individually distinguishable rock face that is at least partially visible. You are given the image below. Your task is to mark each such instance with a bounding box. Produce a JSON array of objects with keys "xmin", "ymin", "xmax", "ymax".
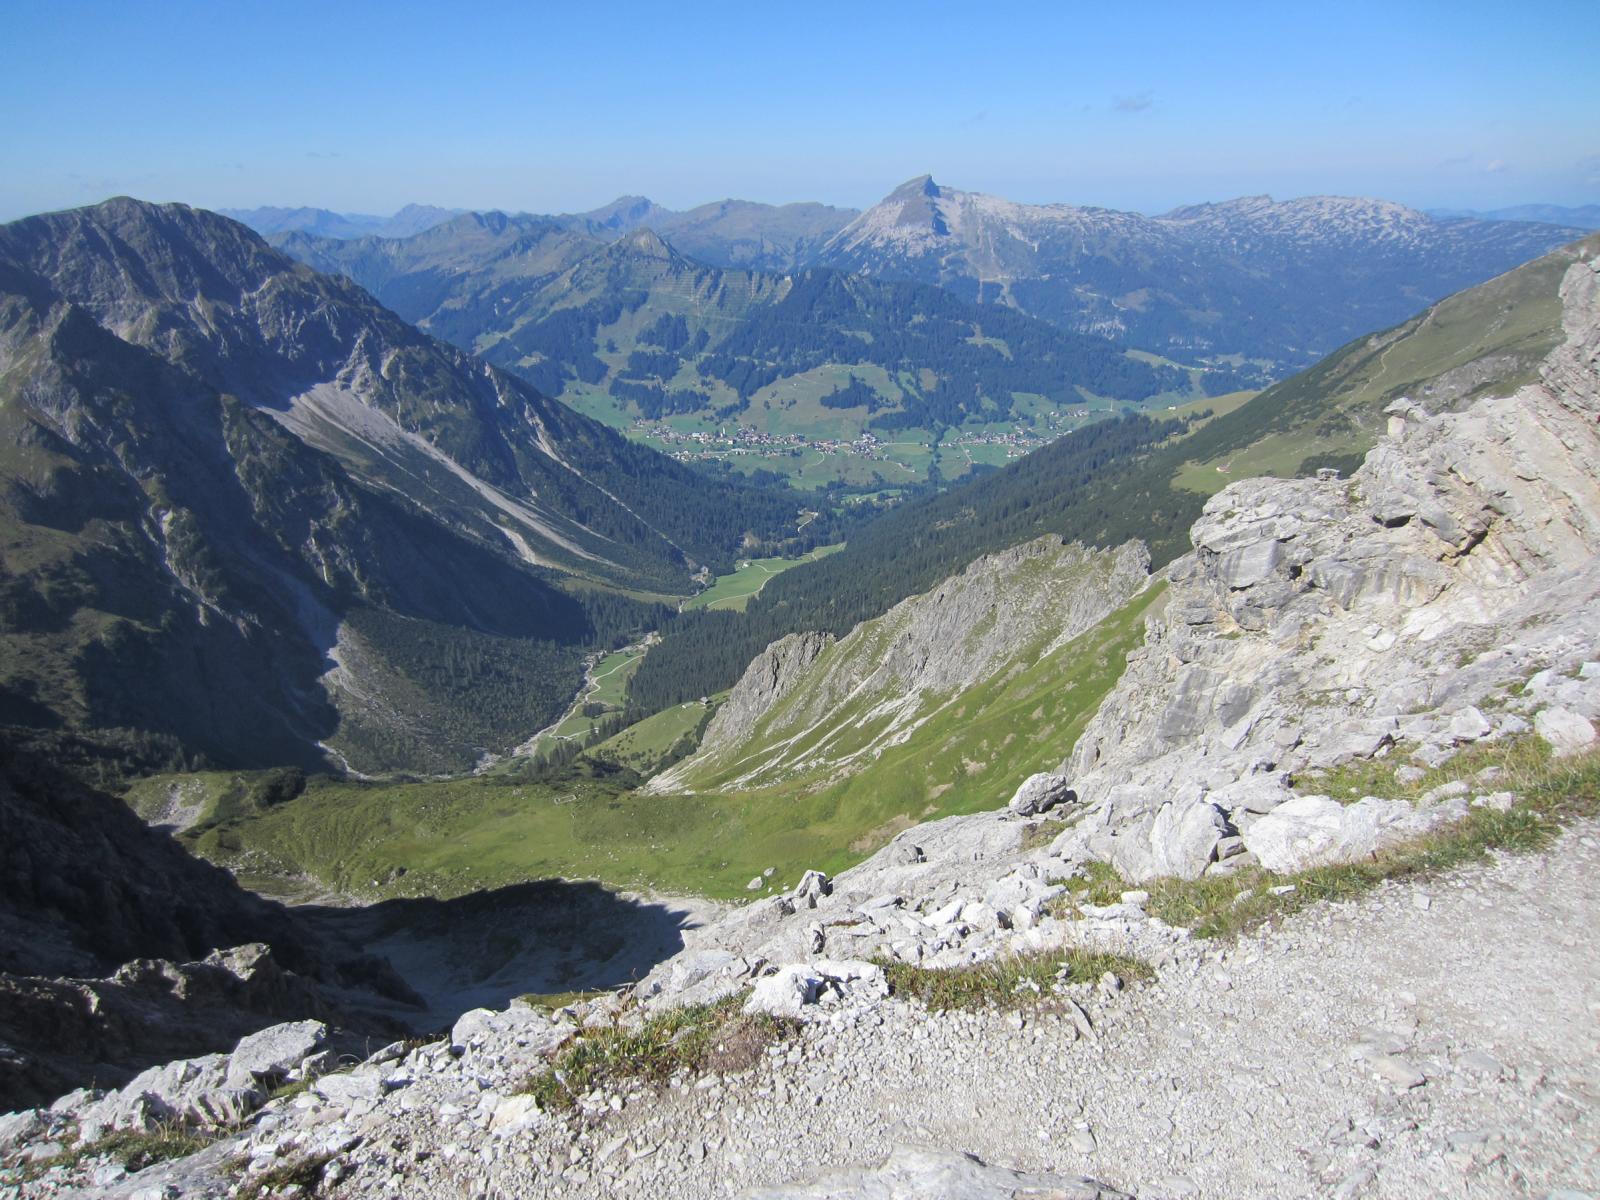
[
  {"xmin": 1047, "ymin": 251, "xmax": 1600, "ymax": 881},
  {"xmin": 693, "ymin": 631, "xmax": 836, "ymax": 757},
  {"xmin": 1243, "ymin": 795, "xmax": 1460, "ymax": 874},
  {"xmin": 0, "ymin": 197, "xmax": 778, "ymax": 777},
  {"xmin": 649, "ymin": 537, "xmax": 1149, "ymax": 794}
]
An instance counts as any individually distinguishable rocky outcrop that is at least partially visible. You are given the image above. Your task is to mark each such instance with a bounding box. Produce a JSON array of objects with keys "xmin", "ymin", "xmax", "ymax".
[
  {"xmin": 0, "ymin": 943, "xmax": 403, "ymax": 1113},
  {"xmin": 619, "ymin": 252, "xmax": 1600, "ymax": 1010},
  {"xmin": 0, "ymin": 750, "xmax": 416, "ymax": 1109},
  {"xmin": 1047, "ymin": 252, "xmax": 1600, "ymax": 881},
  {"xmin": 1007, "ymin": 772, "xmax": 1074, "ymax": 817},
  {"xmin": 649, "ymin": 537, "xmax": 1150, "ymax": 794},
  {"xmin": 694, "ymin": 631, "xmax": 835, "ymax": 756}
]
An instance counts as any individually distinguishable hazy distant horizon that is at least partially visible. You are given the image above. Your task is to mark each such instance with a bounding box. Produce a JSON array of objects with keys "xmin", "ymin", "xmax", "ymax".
[
  {"xmin": 3, "ymin": 0, "xmax": 1595, "ymax": 223},
  {"xmin": 8, "ymin": 185, "xmax": 1598, "ymax": 232}
]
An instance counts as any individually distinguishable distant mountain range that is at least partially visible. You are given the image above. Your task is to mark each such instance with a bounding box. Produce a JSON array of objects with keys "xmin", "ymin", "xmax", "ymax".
[
  {"xmin": 263, "ymin": 178, "xmax": 1582, "ymax": 406},
  {"xmin": 816, "ymin": 177, "xmax": 1583, "ymax": 373},
  {"xmin": 627, "ymin": 228, "xmax": 1600, "ymax": 713},
  {"xmin": 0, "ymin": 199, "xmax": 803, "ymax": 776},
  {"xmin": 1426, "ymin": 204, "xmax": 1600, "ymax": 230},
  {"xmin": 548, "ymin": 196, "xmax": 857, "ymax": 271},
  {"xmin": 226, "ymin": 197, "xmax": 857, "ymax": 270},
  {"xmin": 218, "ymin": 203, "xmax": 465, "ymax": 240},
  {"xmin": 277, "ymin": 214, "xmax": 1199, "ymax": 468}
]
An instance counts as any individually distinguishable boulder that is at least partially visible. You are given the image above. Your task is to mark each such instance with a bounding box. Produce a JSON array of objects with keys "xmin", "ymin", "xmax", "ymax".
[
  {"xmin": 1243, "ymin": 795, "xmax": 1445, "ymax": 873},
  {"xmin": 449, "ymin": 1005, "xmax": 572, "ymax": 1057},
  {"xmin": 1535, "ymin": 706, "xmax": 1596, "ymax": 757},
  {"xmin": 488, "ymin": 1093, "xmax": 544, "ymax": 1136},
  {"xmin": 0, "ymin": 1108, "xmax": 46, "ymax": 1153},
  {"xmin": 1008, "ymin": 772, "xmax": 1075, "ymax": 817},
  {"xmin": 792, "ymin": 870, "xmax": 832, "ymax": 907},
  {"xmin": 1147, "ymin": 800, "xmax": 1229, "ymax": 879},
  {"xmin": 1448, "ymin": 706, "xmax": 1492, "ymax": 743},
  {"xmin": 313, "ymin": 1070, "xmax": 386, "ymax": 1113},
  {"xmin": 1208, "ymin": 774, "xmax": 1293, "ymax": 815},
  {"xmin": 744, "ymin": 960, "xmax": 887, "ymax": 1018},
  {"xmin": 223, "ymin": 1019, "xmax": 327, "ymax": 1090},
  {"xmin": 75, "ymin": 1052, "xmax": 263, "ymax": 1140},
  {"xmin": 745, "ymin": 967, "xmax": 819, "ymax": 1017}
]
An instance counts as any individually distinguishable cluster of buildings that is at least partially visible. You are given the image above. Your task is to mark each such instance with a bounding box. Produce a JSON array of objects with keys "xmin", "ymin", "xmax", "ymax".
[{"xmin": 630, "ymin": 420, "xmax": 900, "ymax": 464}]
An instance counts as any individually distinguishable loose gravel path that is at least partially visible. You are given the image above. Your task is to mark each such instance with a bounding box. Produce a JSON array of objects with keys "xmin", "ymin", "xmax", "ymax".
[{"xmin": 441, "ymin": 824, "xmax": 1600, "ymax": 1199}]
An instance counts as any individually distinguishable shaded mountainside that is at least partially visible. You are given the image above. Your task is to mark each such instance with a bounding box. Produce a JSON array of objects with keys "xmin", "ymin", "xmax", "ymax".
[
  {"xmin": 0, "ymin": 199, "xmax": 801, "ymax": 775},
  {"xmin": 0, "ymin": 749, "xmax": 414, "ymax": 1108},
  {"xmin": 627, "ymin": 233, "xmax": 1598, "ymax": 716},
  {"xmin": 277, "ymin": 217, "xmax": 1195, "ymax": 439},
  {"xmin": 819, "ymin": 176, "xmax": 1583, "ymax": 376}
]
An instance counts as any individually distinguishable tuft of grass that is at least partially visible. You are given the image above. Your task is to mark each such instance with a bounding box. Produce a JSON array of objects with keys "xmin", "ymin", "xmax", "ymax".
[
  {"xmin": 1144, "ymin": 743, "xmax": 1599, "ymax": 939},
  {"xmin": 516, "ymin": 988, "xmax": 613, "ymax": 1014},
  {"xmin": 234, "ymin": 1151, "xmax": 336, "ymax": 1200},
  {"xmin": 877, "ymin": 946, "xmax": 1153, "ymax": 1013},
  {"xmin": 265, "ymin": 1076, "xmax": 316, "ymax": 1104},
  {"xmin": 1299, "ymin": 734, "xmax": 1554, "ymax": 804},
  {"xmin": 521, "ymin": 994, "xmax": 797, "ymax": 1112},
  {"xmin": 1019, "ymin": 821, "xmax": 1062, "ymax": 852},
  {"xmin": 67, "ymin": 1123, "xmax": 215, "ymax": 1173},
  {"xmin": 1046, "ymin": 860, "xmax": 1126, "ymax": 913}
]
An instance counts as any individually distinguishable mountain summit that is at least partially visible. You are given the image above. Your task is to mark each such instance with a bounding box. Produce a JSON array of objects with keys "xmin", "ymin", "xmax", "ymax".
[
  {"xmin": 821, "ymin": 178, "xmax": 1583, "ymax": 374},
  {"xmin": 0, "ymin": 200, "xmax": 793, "ymax": 774}
]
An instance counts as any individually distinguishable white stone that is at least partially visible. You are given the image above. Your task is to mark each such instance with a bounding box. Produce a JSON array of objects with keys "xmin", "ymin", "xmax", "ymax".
[
  {"xmin": 1243, "ymin": 795, "xmax": 1445, "ymax": 873},
  {"xmin": 1535, "ymin": 706, "xmax": 1596, "ymax": 757},
  {"xmin": 225, "ymin": 1020, "xmax": 328, "ymax": 1090}
]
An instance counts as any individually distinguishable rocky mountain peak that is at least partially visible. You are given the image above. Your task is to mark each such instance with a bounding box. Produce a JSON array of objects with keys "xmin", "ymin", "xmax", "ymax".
[{"xmin": 887, "ymin": 174, "xmax": 941, "ymax": 200}]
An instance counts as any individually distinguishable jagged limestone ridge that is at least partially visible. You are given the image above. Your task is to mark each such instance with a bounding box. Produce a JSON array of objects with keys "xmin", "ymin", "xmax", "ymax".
[{"xmin": 648, "ymin": 536, "xmax": 1150, "ymax": 795}]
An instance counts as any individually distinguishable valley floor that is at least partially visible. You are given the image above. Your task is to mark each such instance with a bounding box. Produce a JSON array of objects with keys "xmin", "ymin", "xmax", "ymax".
[{"xmin": 306, "ymin": 822, "xmax": 1600, "ymax": 1199}]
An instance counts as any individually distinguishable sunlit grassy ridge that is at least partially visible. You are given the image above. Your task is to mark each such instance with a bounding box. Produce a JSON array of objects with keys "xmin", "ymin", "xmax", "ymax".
[
  {"xmin": 1171, "ymin": 233, "xmax": 1594, "ymax": 495},
  {"xmin": 668, "ymin": 566, "xmax": 1164, "ymax": 799}
]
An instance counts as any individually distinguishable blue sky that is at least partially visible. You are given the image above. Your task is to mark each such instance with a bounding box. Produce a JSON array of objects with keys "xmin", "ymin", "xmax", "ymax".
[{"xmin": 2, "ymin": 0, "xmax": 1595, "ymax": 221}]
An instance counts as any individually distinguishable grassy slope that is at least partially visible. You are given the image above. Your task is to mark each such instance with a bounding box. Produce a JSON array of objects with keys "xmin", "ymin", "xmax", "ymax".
[
  {"xmin": 683, "ymin": 545, "xmax": 844, "ymax": 613},
  {"xmin": 131, "ymin": 584, "xmax": 1160, "ymax": 902},
  {"xmin": 586, "ymin": 698, "xmax": 720, "ymax": 775},
  {"xmin": 668, "ymin": 546, "xmax": 1150, "ymax": 794},
  {"xmin": 516, "ymin": 644, "xmax": 650, "ymax": 759},
  {"xmin": 1171, "ymin": 234, "xmax": 1593, "ymax": 495}
]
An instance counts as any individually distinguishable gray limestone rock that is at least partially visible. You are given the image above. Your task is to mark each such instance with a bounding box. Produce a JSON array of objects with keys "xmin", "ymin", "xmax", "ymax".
[
  {"xmin": 1007, "ymin": 772, "xmax": 1075, "ymax": 817},
  {"xmin": 223, "ymin": 1019, "xmax": 327, "ymax": 1090},
  {"xmin": 744, "ymin": 961, "xmax": 886, "ymax": 1018},
  {"xmin": 1535, "ymin": 706, "xmax": 1597, "ymax": 757},
  {"xmin": 1242, "ymin": 795, "xmax": 1449, "ymax": 873}
]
